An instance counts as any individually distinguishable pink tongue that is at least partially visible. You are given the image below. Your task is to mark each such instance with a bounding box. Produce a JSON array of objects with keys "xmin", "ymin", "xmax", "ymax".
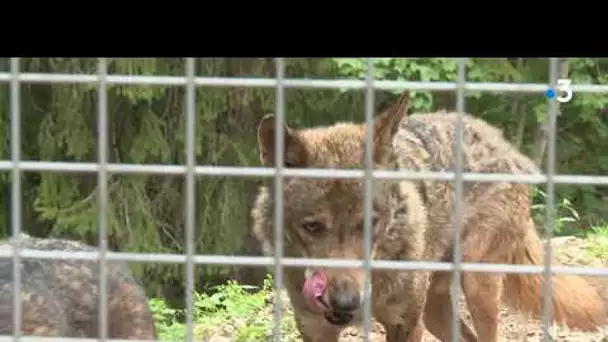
[{"xmin": 302, "ymin": 270, "xmax": 327, "ymax": 306}]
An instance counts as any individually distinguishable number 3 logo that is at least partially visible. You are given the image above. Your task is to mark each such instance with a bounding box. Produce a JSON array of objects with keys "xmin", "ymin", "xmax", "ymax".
[{"xmin": 556, "ymin": 79, "xmax": 573, "ymax": 103}]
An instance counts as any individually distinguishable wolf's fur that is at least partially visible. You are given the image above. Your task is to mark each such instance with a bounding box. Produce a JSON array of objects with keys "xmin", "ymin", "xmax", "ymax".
[
  {"xmin": 251, "ymin": 92, "xmax": 607, "ymax": 342},
  {"xmin": 0, "ymin": 234, "xmax": 156, "ymax": 339}
]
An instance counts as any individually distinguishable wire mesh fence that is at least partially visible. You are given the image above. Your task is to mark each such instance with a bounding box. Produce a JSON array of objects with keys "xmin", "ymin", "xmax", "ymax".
[{"xmin": 0, "ymin": 57, "xmax": 607, "ymax": 342}]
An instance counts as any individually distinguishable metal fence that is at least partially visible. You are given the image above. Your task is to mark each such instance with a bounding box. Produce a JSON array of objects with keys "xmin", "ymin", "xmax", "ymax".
[{"xmin": 1, "ymin": 57, "xmax": 608, "ymax": 342}]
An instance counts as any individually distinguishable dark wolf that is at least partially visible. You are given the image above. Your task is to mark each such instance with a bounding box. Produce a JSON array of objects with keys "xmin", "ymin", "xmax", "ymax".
[
  {"xmin": 0, "ymin": 233, "xmax": 157, "ymax": 339},
  {"xmin": 251, "ymin": 92, "xmax": 606, "ymax": 342}
]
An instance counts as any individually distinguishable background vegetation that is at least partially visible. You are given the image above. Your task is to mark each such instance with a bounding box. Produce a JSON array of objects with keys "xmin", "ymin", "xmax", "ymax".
[{"xmin": 1, "ymin": 58, "xmax": 607, "ymax": 312}]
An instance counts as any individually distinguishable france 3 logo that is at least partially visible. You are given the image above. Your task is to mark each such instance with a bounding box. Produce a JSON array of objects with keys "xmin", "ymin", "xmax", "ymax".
[{"xmin": 545, "ymin": 79, "xmax": 573, "ymax": 103}]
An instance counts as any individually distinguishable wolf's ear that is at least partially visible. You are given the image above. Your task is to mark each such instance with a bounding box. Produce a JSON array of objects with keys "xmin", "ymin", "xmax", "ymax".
[
  {"xmin": 257, "ymin": 114, "xmax": 308, "ymax": 167},
  {"xmin": 372, "ymin": 91, "xmax": 410, "ymax": 163}
]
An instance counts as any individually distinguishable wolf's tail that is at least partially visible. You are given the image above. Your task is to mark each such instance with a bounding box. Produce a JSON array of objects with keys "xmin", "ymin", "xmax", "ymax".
[{"xmin": 503, "ymin": 224, "xmax": 607, "ymax": 331}]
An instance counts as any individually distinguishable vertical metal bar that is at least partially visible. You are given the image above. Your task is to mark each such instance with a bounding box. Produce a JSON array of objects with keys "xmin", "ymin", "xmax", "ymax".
[
  {"xmin": 96, "ymin": 58, "xmax": 109, "ymax": 342},
  {"xmin": 272, "ymin": 58, "xmax": 286, "ymax": 342},
  {"xmin": 541, "ymin": 58, "xmax": 559, "ymax": 341},
  {"xmin": 3, "ymin": 58, "xmax": 12, "ymax": 240},
  {"xmin": 10, "ymin": 57, "xmax": 22, "ymax": 342},
  {"xmin": 184, "ymin": 57, "xmax": 197, "ymax": 342},
  {"xmin": 362, "ymin": 58, "xmax": 375, "ymax": 342},
  {"xmin": 450, "ymin": 58, "xmax": 467, "ymax": 342}
]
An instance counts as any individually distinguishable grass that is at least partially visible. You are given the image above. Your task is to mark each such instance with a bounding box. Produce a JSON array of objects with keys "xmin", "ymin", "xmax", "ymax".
[
  {"xmin": 531, "ymin": 187, "xmax": 608, "ymax": 261},
  {"xmin": 582, "ymin": 224, "xmax": 608, "ymax": 262},
  {"xmin": 149, "ymin": 275, "xmax": 300, "ymax": 342}
]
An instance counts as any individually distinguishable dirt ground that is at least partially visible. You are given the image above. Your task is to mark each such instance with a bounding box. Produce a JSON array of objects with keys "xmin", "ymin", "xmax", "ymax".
[{"xmin": 337, "ymin": 236, "xmax": 608, "ymax": 342}]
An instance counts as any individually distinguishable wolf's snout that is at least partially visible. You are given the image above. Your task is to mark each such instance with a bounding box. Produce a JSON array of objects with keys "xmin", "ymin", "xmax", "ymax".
[{"xmin": 328, "ymin": 279, "xmax": 361, "ymax": 312}]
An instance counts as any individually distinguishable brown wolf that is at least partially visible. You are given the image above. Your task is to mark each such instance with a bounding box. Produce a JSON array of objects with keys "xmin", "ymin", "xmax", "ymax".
[
  {"xmin": 0, "ymin": 233, "xmax": 157, "ymax": 339},
  {"xmin": 251, "ymin": 92, "xmax": 607, "ymax": 342}
]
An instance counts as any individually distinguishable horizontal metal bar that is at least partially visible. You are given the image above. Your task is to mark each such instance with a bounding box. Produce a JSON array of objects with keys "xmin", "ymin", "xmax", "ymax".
[
  {"xmin": 0, "ymin": 73, "xmax": 606, "ymax": 93},
  {"xmin": 1, "ymin": 249, "xmax": 607, "ymax": 276},
  {"xmin": 0, "ymin": 160, "xmax": 607, "ymax": 185}
]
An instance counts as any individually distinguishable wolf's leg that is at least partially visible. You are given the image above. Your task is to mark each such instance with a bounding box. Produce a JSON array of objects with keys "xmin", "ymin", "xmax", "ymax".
[
  {"xmin": 457, "ymin": 182, "xmax": 525, "ymax": 342},
  {"xmin": 383, "ymin": 320, "xmax": 425, "ymax": 342},
  {"xmin": 461, "ymin": 273, "xmax": 501, "ymax": 342},
  {"xmin": 375, "ymin": 271, "xmax": 429, "ymax": 342},
  {"xmin": 424, "ymin": 273, "xmax": 478, "ymax": 342}
]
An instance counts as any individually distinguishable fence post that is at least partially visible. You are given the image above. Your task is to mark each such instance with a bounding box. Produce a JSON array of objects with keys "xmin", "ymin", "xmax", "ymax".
[{"xmin": 2, "ymin": 58, "xmax": 10, "ymax": 238}]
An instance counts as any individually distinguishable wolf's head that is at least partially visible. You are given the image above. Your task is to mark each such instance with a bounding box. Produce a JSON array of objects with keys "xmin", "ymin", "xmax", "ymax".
[{"xmin": 253, "ymin": 92, "xmax": 426, "ymax": 326}]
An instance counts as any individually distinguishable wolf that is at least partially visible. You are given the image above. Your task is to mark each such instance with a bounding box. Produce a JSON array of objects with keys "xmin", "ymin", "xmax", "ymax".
[
  {"xmin": 0, "ymin": 233, "xmax": 157, "ymax": 339},
  {"xmin": 251, "ymin": 92, "xmax": 607, "ymax": 342}
]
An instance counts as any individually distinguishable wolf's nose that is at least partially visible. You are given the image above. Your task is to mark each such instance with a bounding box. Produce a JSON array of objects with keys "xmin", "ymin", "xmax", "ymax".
[{"xmin": 329, "ymin": 282, "xmax": 361, "ymax": 312}]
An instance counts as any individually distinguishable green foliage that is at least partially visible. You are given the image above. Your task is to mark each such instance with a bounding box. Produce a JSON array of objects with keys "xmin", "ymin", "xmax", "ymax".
[
  {"xmin": 583, "ymin": 225, "xmax": 608, "ymax": 261},
  {"xmin": 530, "ymin": 187, "xmax": 581, "ymax": 237},
  {"xmin": 150, "ymin": 275, "xmax": 300, "ymax": 342},
  {"xmin": 148, "ymin": 297, "xmax": 185, "ymax": 340},
  {"xmin": 5, "ymin": 58, "xmax": 272, "ymax": 297},
  {"xmin": 333, "ymin": 58, "xmax": 520, "ymax": 110}
]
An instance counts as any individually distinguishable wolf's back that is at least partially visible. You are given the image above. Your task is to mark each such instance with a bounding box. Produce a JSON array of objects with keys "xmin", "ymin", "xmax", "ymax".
[{"xmin": 397, "ymin": 112, "xmax": 541, "ymax": 175}]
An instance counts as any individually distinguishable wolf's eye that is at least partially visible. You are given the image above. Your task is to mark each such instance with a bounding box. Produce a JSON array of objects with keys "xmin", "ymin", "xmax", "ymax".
[{"xmin": 302, "ymin": 221, "xmax": 326, "ymax": 234}]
